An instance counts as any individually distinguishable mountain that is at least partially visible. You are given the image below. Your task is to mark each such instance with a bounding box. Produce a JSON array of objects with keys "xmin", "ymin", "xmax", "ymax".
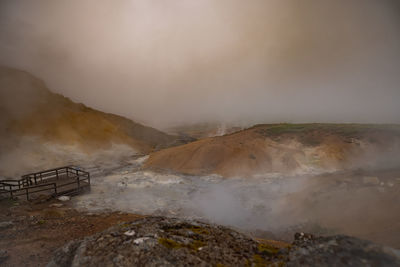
[
  {"xmin": 0, "ymin": 66, "xmax": 184, "ymax": 177},
  {"xmin": 144, "ymin": 123, "xmax": 400, "ymax": 177}
]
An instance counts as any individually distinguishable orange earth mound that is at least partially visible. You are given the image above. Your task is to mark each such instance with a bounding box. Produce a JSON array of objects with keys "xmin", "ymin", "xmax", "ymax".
[{"xmin": 144, "ymin": 124, "xmax": 400, "ymax": 177}]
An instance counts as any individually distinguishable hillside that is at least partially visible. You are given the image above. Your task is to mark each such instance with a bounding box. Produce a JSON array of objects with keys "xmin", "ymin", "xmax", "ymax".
[
  {"xmin": 144, "ymin": 123, "xmax": 400, "ymax": 177},
  {"xmin": 165, "ymin": 122, "xmax": 244, "ymax": 139},
  {"xmin": 0, "ymin": 66, "xmax": 184, "ymax": 177}
]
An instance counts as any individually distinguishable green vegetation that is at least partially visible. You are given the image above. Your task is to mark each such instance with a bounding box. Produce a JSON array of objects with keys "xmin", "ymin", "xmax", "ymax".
[
  {"xmin": 255, "ymin": 123, "xmax": 400, "ymax": 136},
  {"xmin": 158, "ymin": 238, "xmax": 185, "ymax": 249},
  {"xmin": 118, "ymin": 223, "xmax": 132, "ymax": 229},
  {"xmin": 158, "ymin": 238, "xmax": 206, "ymax": 251},
  {"xmin": 186, "ymin": 226, "xmax": 210, "ymax": 235},
  {"xmin": 253, "ymin": 123, "xmax": 400, "ymax": 146},
  {"xmin": 258, "ymin": 243, "xmax": 280, "ymax": 255},
  {"xmin": 252, "ymin": 254, "xmax": 267, "ymax": 267}
]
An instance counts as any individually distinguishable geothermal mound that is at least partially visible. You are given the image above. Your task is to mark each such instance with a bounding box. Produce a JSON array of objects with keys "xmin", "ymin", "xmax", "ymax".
[
  {"xmin": 145, "ymin": 124, "xmax": 400, "ymax": 177},
  {"xmin": 47, "ymin": 216, "xmax": 400, "ymax": 267}
]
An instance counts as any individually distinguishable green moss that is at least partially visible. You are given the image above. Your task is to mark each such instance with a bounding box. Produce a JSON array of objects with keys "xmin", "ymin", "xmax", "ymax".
[
  {"xmin": 37, "ymin": 219, "xmax": 46, "ymax": 225},
  {"xmin": 258, "ymin": 243, "xmax": 280, "ymax": 255},
  {"xmin": 158, "ymin": 238, "xmax": 185, "ymax": 249},
  {"xmin": 216, "ymin": 264, "xmax": 228, "ymax": 267},
  {"xmin": 119, "ymin": 223, "xmax": 131, "ymax": 229},
  {"xmin": 186, "ymin": 226, "xmax": 210, "ymax": 235},
  {"xmin": 253, "ymin": 254, "xmax": 267, "ymax": 267}
]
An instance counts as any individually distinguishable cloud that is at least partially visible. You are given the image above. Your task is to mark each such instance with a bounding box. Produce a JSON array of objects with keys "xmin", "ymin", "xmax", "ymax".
[{"xmin": 1, "ymin": 0, "xmax": 400, "ymax": 128}]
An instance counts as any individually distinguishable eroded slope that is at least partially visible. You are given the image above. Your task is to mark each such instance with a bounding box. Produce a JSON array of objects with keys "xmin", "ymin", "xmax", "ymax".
[{"xmin": 145, "ymin": 124, "xmax": 400, "ymax": 177}]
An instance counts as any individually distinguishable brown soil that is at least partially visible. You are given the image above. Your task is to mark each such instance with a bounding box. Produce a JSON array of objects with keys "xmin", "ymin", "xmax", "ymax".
[
  {"xmin": 0, "ymin": 198, "xmax": 144, "ymax": 267},
  {"xmin": 145, "ymin": 124, "xmax": 400, "ymax": 177},
  {"xmin": 0, "ymin": 66, "xmax": 182, "ymax": 155}
]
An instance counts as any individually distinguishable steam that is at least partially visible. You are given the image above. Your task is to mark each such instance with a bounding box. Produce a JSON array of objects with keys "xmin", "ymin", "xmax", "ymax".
[
  {"xmin": 1, "ymin": 0, "xmax": 400, "ymax": 128},
  {"xmin": 74, "ymin": 163, "xmax": 400, "ymax": 247},
  {"xmin": 0, "ymin": 136, "xmax": 138, "ymax": 178}
]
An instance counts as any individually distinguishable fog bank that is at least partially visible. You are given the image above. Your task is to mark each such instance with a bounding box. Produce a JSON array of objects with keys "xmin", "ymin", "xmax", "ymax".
[
  {"xmin": 74, "ymin": 160, "xmax": 400, "ymax": 248},
  {"xmin": 1, "ymin": 0, "xmax": 400, "ymax": 128}
]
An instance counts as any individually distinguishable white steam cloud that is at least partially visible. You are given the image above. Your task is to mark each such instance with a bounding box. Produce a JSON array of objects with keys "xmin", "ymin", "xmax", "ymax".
[{"xmin": 1, "ymin": 0, "xmax": 400, "ymax": 128}]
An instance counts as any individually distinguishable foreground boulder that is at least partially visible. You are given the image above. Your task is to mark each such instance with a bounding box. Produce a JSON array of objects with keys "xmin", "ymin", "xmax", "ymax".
[{"xmin": 47, "ymin": 216, "xmax": 400, "ymax": 267}]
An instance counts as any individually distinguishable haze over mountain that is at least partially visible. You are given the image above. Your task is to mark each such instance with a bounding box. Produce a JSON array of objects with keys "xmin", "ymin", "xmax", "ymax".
[
  {"xmin": 0, "ymin": 66, "xmax": 182, "ymax": 177},
  {"xmin": 1, "ymin": 0, "xmax": 400, "ymax": 128}
]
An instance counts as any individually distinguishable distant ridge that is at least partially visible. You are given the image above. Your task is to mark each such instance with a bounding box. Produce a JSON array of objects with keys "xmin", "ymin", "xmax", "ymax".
[
  {"xmin": 145, "ymin": 123, "xmax": 400, "ymax": 177},
  {"xmin": 0, "ymin": 66, "xmax": 187, "ymax": 176}
]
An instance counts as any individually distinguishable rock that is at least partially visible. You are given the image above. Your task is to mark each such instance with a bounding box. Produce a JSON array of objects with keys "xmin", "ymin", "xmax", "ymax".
[
  {"xmin": 57, "ymin": 196, "xmax": 70, "ymax": 202},
  {"xmin": 124, "ymin": 230, "xmax": 135, "ymax": 237},
  {"xmin": 47, "ymin": 217, "xmax": 400, "ymax": 267},
  {"xmin": 0, "ymin": 221, "xmax": 13, "ymax": 230},
  {"xmin": 363, "ymin": 176, "xmax": 380, "ymax": 185},
  {"xmin": 133, "ymin": 237, "xmax": 150, "ymax": 245},
  {"xmin": 49, "ymin": 203, "xmax": 64, "ymax": 208},
  {"xmin": 47, "ymin": 216, "xmax": 282, "ymax": 267},
  {"xmin": 288, "ymin": 234, "xmax": 400, "ymax": 267},
  {"xmin": 0, "ymin": 250, "xmax": 8, "ymax": 263}
]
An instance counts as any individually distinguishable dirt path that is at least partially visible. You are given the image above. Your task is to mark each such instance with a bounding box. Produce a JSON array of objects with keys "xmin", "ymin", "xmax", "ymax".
[{"xmin": 0, "ymin": 198, "xmax": 144, "ymax": 267}]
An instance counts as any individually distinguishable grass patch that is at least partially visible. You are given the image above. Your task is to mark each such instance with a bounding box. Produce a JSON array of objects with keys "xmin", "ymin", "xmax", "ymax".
[
  {"xmin": 186, "ymin": 226, "xmax": 210, "ymax": 235},
  {"xmin": 252, "ymin": 254, "xmax": 267, "ymax": 267},
  {"xmin": 158, "ymin": 238, "xmax": 185, "ymax": 249},
  {"xmin": 258, "ymin": 243, "xmax": 280, "ymax": 255},
  {"xmin": 256, "ymin": 123, "xmax": 400, "ymax": 136},
  {"xmin": 254, "ymin": 123, "xmax": 400, "ymax": 146},
  {"xmin": 158, "ymin": 238, "xmax": 206, "ymax": 251}
]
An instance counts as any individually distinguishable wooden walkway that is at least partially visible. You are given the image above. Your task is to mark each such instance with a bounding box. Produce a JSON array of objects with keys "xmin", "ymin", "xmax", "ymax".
[{"xmin": 0, "ymin": 166, "xmax": 90, "ymax": 201}]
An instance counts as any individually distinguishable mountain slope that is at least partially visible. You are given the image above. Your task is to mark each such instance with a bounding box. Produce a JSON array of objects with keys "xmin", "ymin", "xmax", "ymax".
[
  {"xmin": 0, "ymin": 66, "xmax": 183, "ymax": 176},
  {"xmin": 144, "ymin": 123, "xmax": 400, "ymax": 177}
]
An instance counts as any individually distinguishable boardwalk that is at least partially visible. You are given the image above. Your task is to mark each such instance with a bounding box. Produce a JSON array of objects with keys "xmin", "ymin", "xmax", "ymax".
[{"xmin": 0, "ymin": 166, "xmax": 90, "ymax": 200}]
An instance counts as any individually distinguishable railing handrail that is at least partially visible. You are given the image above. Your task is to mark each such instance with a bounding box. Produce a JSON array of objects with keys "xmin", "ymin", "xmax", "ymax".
[
  {"xmin": 1, "ymin": 166, "xmax": 88, "ymax": 183},
  {"xmin": 0, "ymin": 166, "xmax": 90, "ymax": 200},
  {"xmin": 21, "ymin": 165, "xmax": 73, "ymax": 178}
]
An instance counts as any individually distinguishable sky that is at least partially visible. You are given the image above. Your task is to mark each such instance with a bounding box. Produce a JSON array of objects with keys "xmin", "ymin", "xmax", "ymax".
[{"xmin": 1, "ymin": 0, "xmax": 400, "ymax": 128}]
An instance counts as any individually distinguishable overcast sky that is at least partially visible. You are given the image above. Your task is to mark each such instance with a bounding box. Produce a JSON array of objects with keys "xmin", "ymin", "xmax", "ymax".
[{"xmin": 1, "ymin": 0, "xmax": 400, "ymax": 128}]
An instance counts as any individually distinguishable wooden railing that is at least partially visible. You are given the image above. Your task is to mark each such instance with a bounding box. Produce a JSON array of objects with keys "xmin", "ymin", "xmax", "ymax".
[{"xmin": 0, "ymin": 166, "xmax": 90, "ymax": 201}]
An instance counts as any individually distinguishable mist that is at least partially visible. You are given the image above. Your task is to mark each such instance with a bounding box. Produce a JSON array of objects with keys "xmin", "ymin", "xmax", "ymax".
[
  {"xmin": 1, "ymin": 0, "xmax": 400, "ymax": 128},
  {"xmin": 73, "ymin": 158, "xmax": 400, "ymax": 248}
]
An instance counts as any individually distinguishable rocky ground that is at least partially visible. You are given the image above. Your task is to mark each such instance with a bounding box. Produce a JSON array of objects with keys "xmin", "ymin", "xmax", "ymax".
[
  {"xmin": 1, "ymin": 197, "xmax": 400, "ymax": 266},
  {"xmin": 48, "ymin": 216, "xmax": 400, "ymax": 267},
  {"xmin": 0, "ymin": 197, "xmax": 143, "ymax": 267}
]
